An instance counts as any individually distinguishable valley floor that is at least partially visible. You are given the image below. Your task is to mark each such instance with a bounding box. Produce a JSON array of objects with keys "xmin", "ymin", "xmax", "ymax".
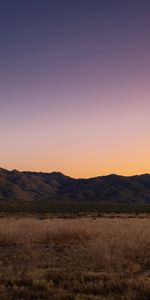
[{"xmin": 0, "ymin": 216, "xmax": 150, "ymax": 299}]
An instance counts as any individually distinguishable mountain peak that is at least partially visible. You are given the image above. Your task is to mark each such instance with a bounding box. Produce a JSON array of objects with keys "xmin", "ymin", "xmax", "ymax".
[{"xmin": 0, "ymin": 167, "xmax": 150, "ymax": 203}]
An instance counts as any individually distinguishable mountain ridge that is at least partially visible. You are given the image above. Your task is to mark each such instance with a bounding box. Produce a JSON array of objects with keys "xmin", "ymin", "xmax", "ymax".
[{"xmin": 0, "ymin": 168, "xmax": 150, "ymax": 203}]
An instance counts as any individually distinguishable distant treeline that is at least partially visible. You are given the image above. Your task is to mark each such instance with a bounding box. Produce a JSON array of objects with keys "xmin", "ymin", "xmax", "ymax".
[{"xmin": 0, "ymin": 201, "xmax": 150, "ymax": 214}]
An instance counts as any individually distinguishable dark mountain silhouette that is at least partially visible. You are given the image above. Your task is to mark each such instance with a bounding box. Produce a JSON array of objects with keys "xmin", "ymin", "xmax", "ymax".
[{"xmin": 0, "ymin": 168, "xmax": 150, "ymax": 203}]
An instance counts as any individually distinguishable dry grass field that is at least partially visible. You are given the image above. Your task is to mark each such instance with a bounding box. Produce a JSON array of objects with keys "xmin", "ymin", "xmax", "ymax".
[{"xmin": 0, "ymin": 216, "xmax": 150, "ymax": 299}]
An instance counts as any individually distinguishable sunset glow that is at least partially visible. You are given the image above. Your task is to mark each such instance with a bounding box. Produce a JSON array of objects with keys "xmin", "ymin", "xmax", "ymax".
[{"xmin": 0, "ymin": 0, "xmax": 150, "ymax": 178}]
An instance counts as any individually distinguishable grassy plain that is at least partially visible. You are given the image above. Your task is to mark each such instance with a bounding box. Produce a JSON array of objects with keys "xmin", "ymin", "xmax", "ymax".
[{"xmin": 0, "ymin": 216, "xmax": 150, "ymax": 299}]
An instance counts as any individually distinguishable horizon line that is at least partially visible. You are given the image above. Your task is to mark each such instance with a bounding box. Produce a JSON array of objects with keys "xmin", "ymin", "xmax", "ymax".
[{"xmin": 0, "ymin": 167, "xmax": 149, "ymax": 180}]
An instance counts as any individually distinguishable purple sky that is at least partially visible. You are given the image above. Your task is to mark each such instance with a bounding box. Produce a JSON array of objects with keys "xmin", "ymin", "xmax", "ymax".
[{"xmin": 0, "ymin": 0, "xmax": 150, "ymax": 177}]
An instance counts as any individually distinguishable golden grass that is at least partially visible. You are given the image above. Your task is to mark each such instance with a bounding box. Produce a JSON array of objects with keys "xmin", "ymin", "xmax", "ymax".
[{"xmin": 0, "ymin": 217, "xmax": 150, "ymax": 299}]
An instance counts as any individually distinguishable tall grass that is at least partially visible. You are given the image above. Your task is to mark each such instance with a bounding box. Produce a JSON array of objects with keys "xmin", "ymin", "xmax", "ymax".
[{"xmin": 0, "ymin": 217, "xmax": 150, "ymax": 299}]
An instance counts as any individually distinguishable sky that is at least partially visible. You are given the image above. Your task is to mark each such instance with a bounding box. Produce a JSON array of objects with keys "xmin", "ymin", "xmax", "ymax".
[{"xmin": 0, "ymin": 0, "xmax": 150, "ymax": 178}]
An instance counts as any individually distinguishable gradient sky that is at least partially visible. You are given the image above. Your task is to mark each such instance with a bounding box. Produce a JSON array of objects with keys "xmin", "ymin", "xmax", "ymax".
[{"xmin": 0, "ymin": 0, "xmax": 150, "ymax": 178}]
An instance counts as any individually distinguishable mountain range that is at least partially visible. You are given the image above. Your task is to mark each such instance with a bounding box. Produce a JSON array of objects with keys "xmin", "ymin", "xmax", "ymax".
[{"xmin": 0, "ymin": 168, "xmax": 150, "ymax": 203}]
